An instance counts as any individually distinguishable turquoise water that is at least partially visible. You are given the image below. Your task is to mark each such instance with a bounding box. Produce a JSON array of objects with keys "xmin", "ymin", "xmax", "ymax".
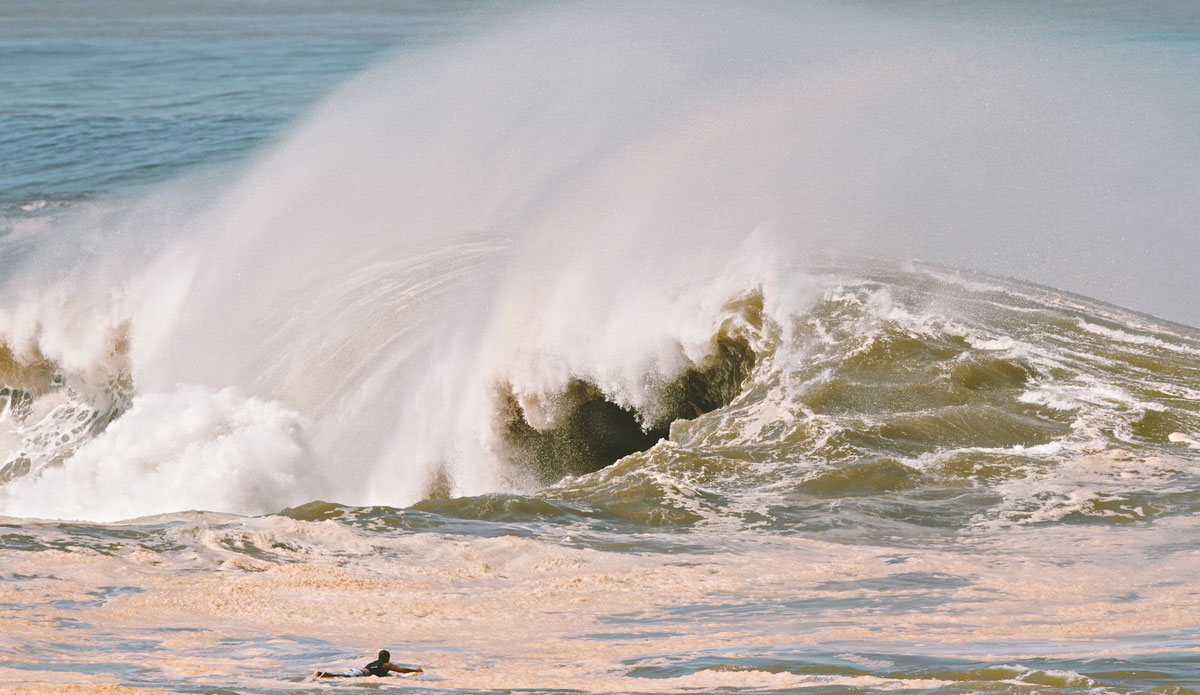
[{"xmin": 2, "ymin": 2, "xmax": 1200, "ymax": 694}]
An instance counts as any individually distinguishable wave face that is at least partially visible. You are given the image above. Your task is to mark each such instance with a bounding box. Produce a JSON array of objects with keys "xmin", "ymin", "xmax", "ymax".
[
  {"xmin": 538, "ymin": 263, "xmax": 1200, "ymax": 537},
  {"xmin": 0, "ymin": 3, "xmax": 1198, "ymax": 522}
]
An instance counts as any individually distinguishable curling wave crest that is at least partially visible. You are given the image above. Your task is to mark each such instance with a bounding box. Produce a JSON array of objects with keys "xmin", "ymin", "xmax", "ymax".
[{"xmin": 0, "ymin": 2, "xmax": 1197, "ymax": 523}]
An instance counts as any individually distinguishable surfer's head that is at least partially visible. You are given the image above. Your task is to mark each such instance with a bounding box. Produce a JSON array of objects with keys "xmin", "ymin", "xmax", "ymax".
[{"xmin": 378, "ymin": 650, "xmax": 390, "ymax": 662}]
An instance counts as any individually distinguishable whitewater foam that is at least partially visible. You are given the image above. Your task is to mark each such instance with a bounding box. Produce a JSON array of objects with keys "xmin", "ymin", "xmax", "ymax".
[
  {"xmin": 1168, "ymin": 432, "xmax": 1200, "ymax": 451},
  {"xmin": 0, "ymin": 386, "xmax": 321, "ymax": 521},
  {"xmin": 1079, "ymin": 320, "xmax": 1200, "ymax": 357}
]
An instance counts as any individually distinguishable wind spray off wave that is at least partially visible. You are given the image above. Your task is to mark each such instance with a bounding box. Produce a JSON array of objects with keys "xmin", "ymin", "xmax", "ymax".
[{"xmin": 0, "ymin": 2, "xmax": 1198, "ymax": 522}]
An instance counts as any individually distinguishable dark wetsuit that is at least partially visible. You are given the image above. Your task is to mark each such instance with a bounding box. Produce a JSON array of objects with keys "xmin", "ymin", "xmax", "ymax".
[{"xmin": 315, "ymin": 656, "xmax": 419, "ymax": 678}]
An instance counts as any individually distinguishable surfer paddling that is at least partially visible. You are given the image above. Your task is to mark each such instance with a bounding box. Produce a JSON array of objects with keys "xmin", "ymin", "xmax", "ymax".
[{"xmin": 313, "ymin": 649, "xmax": 423, "ymax": 678}]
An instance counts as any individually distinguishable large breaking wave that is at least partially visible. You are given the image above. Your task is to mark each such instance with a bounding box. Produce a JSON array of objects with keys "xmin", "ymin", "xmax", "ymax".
[{"xmin": 0, "ymin": 2, "xmax": 1197, "ymax": 521}]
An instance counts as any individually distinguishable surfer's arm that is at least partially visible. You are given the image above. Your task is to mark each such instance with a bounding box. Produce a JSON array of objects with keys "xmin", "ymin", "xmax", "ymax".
[{"xmin": 385, "ymin": 662, "xmax": 422, "ymax": 674}]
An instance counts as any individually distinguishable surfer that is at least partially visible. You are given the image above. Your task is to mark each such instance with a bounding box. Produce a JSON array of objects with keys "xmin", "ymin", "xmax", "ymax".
[{"xmin": 313, "ymin": 649, "xmax": 423, "ymax": 678}]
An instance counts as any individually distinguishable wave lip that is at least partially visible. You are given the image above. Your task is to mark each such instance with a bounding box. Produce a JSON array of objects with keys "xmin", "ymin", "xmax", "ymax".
[{"xmin": 494, "ymin": 293, "xmax": 762, "ymax": 485}]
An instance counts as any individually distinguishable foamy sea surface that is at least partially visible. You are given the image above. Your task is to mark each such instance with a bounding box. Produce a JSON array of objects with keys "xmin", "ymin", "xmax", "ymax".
[{"xmin": 2, "ymin": 2, "xmax": 1200, "ymax": 694}]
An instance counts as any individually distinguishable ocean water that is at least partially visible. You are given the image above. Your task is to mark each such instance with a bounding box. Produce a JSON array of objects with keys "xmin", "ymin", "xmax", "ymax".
[{"xmin": 2, "ymin": 2, "xmax": 1200, "ymax": 694}]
